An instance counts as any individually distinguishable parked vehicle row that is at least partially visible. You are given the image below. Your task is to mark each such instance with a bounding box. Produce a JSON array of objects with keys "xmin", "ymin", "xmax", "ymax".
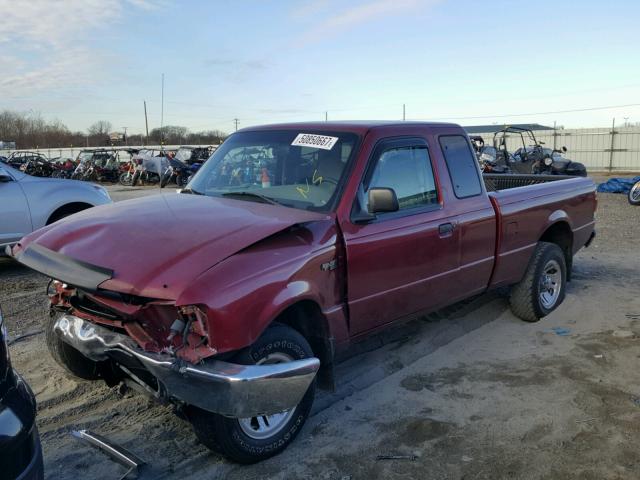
[
  {"xmin": 0, "ymin": 146, "xmax": 216, "ymax": 188},
  {"xmin": 9, "ymin": 121, "xmax": 597, "ymax": 464}
]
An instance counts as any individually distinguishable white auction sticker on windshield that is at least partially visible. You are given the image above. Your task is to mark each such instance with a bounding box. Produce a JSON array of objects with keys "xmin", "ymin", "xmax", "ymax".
[{"xmin": 291, "ymin": 133, "xmax": 339, "ymax": 150}]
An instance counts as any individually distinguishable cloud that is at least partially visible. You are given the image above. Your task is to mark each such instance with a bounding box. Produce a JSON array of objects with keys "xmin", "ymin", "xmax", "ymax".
[
  {"xmin": 294, "ymin": 0, "xmax": 443, "ymax": 45},
  {"xmin": 0, "ymin": 0, "xmax": 163, "ymax": 97}
]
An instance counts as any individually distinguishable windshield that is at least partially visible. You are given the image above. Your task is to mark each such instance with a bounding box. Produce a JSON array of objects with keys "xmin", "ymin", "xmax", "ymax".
[
  {"xmin": 175, "ymin": 148, "xmax": 193, "ymax": 162},
  {"xmin": 78, "ymin": 151, "xmax": 93, "ymax": 163},
  {"xmin": 188, "ymin": 130, "xmax": 358, "ymax": 211}
]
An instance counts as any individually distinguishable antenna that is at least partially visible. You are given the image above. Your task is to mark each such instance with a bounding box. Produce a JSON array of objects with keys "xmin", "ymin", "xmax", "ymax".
[
  {"xmin": 160, "ymin": 73, "xmax": 165, "ymax": 146},
  {"xmin": 143, "ymin": 101, "xmax": 149, "ymax": 144}
]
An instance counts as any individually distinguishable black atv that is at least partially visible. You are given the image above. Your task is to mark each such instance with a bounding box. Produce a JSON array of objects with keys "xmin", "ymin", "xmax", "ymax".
[{"xmin": 489, "ymin": 126, "xmax": 587, "ymax": 177}]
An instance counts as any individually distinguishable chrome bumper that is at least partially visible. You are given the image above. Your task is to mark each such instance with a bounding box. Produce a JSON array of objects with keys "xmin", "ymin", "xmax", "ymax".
[{"xmin": 54, "ymin": 315, "xmax": 320, "ymax": 418}]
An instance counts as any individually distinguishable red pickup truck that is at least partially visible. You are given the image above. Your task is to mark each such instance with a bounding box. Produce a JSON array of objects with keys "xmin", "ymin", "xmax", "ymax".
[{"xmin": 10, "ymin": 121, "xmax": 596, "ymax": 463}]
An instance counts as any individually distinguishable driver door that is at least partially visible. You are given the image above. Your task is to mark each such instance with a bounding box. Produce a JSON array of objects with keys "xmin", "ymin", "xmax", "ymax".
[
  {"xmin": 342, "ymin": 137, "xmax": 461, "ymax": 335},
  {"xmin": 0, "ymin": 167, "xmax": 32, "ymax": 247}
]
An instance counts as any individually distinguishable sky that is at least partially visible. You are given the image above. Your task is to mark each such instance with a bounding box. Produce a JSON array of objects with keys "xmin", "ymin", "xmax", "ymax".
[{"xmin": 1, "ymin": 0, "xmax": 639, "ymax": 135}]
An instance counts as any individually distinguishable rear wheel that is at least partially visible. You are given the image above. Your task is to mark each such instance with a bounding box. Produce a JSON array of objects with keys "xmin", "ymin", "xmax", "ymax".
[
  {"xmin": 509, "ymin": 242, "xmax": 567, "ymax": 322},
  {"xmin": 176, "ymin": 174, "xmax": 188, "ymax": 187},
  {"xmin": 628, "ymin": 180, "xmax": 640, "ymax": 206},
  {"xmin": 188, "ymin": 324, "xmax": 316, "ymax": 464}
]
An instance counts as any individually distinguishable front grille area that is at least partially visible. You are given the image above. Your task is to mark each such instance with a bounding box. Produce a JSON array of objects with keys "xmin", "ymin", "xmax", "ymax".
[{"xmin": 69, "ymin": 292, "xmax": 121, "ymax": 320}]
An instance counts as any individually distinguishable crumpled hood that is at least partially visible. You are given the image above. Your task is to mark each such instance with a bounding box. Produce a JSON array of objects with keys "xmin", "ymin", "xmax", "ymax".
[{"xmin": 16, "ymin": 193, "xmax": 329, "ymax": 299}]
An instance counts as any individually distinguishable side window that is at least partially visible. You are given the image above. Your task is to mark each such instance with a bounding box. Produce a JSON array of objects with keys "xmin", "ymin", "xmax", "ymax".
[
  {"xmin": 365, "ymin": 145, "xmax": 438, "ymax": 211},
  {"xmin": 439, "ymin": 135, "xmax": 482, "ymax": 198}
]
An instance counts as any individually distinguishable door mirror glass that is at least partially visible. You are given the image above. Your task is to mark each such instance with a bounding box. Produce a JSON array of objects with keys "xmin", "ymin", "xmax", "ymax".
[{"xmin": 368, "ymin": 187, "xmax": 399, "ymax": 214}]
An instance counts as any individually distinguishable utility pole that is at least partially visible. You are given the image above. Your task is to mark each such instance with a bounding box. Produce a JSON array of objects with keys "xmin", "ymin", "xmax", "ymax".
[
  {"xmin": 234, "ymin": 118, "xmax": 239, "ymax": 131},
  {"xmin": 160, "ymin": 73, "xmax": 165, "ymax": 146},
  {"xmin": 553, "ymin": 120, "xmax": 557, "ymax": 150},
  {"xmin": 403, "ymin": 104, "xmax": 406, "ymax": 121},
  {"xmin": 143, "ymin": 101, "xmax": 149, "ymax": 145},
  {"xmin": 325, "ymin": 111, "xmax": 328, "ymax": 122},
  {"xmin": 122, "ymin": 127, "xmax": 128, "ymax": 146}
]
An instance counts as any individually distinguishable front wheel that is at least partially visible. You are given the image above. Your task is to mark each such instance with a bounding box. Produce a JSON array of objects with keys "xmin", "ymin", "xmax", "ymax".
[
  {"xmin": 119, "ymin": 171, "xmax": 133, "ymax": 186},
  {"xmin": 160, "ymin": 171, "xmax": 172, "ymax": 188},
  {"xmin": 45, "ymin": 311, "xmax": 102, "ymax": 380},
  {"xmin": 509, "ymin": 242, "xmax": 567, "ymax": 322},
  {"xmin": 628, "ymin": 180, "xmax": 640, "ymax": 206},
  {"xmin": 188, "ymin": 324, "xmax": 316, "ymax": 464}
]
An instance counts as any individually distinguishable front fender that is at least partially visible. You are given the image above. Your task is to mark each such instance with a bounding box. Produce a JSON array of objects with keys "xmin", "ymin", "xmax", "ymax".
[
  {"xmin": 20, "ymin": 178, "xmax": 111, "ymax": 229},
  {"xmin": 176, "ymin": 220, "xmax": 342, "ymax": 354}
]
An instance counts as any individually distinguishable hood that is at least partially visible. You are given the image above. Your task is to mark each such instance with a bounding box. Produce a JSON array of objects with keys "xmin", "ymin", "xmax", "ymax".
[{"xmin": 16, "ymin": 193, "xmax": 329, "ymax": 299}]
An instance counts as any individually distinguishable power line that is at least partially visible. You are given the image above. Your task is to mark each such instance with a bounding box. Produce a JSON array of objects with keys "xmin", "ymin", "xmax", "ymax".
[{"xmin": 419, "ymin": 102, "xmax": 640, "ymax": 121}]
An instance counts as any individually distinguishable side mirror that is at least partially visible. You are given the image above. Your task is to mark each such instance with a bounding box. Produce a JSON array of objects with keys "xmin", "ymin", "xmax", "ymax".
[
  {"xmin": 368, "ymin": 187, "xmax": 399, "ymax": 214},
  {"xmin": 0, "ymin": 171, "xmax": 12, "ymax": 183},
  {"xmin": 562, "ymin": 146, "xmax": 567, "ymax": 153}
]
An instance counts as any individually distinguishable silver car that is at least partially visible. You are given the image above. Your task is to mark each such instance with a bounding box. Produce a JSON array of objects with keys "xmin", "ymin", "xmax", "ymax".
[{"xmin": 0, "ymin": 163, "xmax": 112, "ymax": 251}]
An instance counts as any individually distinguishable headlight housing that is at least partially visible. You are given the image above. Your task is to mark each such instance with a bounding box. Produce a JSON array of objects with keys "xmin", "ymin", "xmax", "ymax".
[
  {"xmin": 543, "ymin": 157, "xmax": 553, "ymax": 167},
  {"xmin": 92, "ymin": 185, "xmax": 111, "ymax": 201}
]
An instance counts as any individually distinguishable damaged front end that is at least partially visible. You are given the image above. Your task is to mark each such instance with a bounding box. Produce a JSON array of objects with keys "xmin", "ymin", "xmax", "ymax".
[
  {"xmin": 15, "ymin": 244, "xmax": 319, "ymax": 418},
  {"xmin": 53, "ymin": 314, "xmax": 318, "ymax": 417}
]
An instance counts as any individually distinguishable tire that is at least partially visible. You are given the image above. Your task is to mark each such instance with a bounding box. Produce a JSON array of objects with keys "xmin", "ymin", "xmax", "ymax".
[
  {"xmin": 177, "ymin": 174, "xmax": 188, "ymax": 187},
  {"xmin": 188, "ymin": 324, "xmax": 316, "ymax": 464},
  {"xmin": 45, "ymin": 311, "xmax": 102, "ymax": 380},
  {"xmin": 160, "ymin": 171, "xmax": 172, "ymax": 188},
  {"xmin": 628, "ymin": 180, "xmax": 640, "ymax": 206},
  {"xmin": 509, "ymin": 242, "xmax": 567, "ymax": 322},
  {"xmin": 119, "ymin": 171, "xmax": 133, "ymax": 186},
  {"xmin": 131, "ymin": 170, "xmax": 141, "ymax": 186}
]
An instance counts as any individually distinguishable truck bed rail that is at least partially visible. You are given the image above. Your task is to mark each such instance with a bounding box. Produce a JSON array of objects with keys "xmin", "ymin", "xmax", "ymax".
[{"xmin": 483, "ymin": 174, "xmax": 570, "ymax": 192}]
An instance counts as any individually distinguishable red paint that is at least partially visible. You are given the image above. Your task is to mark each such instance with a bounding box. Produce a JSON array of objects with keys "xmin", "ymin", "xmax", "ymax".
[{"xmin": 17, "ymin": 122, "xmax": 596, "ymax": 361}]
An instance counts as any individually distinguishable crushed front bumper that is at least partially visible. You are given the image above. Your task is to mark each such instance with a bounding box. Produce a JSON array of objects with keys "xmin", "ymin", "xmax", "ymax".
[{"xmin": 54, "ymin": 315, "xmax": 320, "ymax": 418}]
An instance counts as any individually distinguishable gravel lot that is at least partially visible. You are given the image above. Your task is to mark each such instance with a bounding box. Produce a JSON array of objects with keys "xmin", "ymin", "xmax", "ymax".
[{"xmin": 2, "ymin": 179, "xmax": 640, "ymax": 479}]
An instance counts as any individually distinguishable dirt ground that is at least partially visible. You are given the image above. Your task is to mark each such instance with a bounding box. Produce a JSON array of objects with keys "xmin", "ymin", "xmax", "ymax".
[{"xmin": 2, "ymin": 180, "xmax": 640, "ymax": 480}]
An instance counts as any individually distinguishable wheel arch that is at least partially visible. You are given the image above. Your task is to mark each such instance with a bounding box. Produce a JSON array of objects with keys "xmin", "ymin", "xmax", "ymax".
[
  {"xmin": 539, "ymin": 220, "xmax": 573, "ymax": 280},
  {"xmin": 46, "ymin": 202, "xmax": 93, "ymax": 225},
  {"xmin": 271, "ymin": 299, "xmax": 336, "ymax": 391}
]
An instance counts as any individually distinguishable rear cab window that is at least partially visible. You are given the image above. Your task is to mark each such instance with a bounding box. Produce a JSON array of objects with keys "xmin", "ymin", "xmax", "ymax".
[{"xmin": 439, "ymin": 135, "xmax": 482, "ymax": 198}]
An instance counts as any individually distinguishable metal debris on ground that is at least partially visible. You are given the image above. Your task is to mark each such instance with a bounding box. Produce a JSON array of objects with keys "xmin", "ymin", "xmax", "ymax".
[
  {"xmin": 71, "ymin": 430, "xmax": 147, "ymax": 479},
  {"xmin": 376, "ymin": 454, "xmax": 418, "ymax": 461},
  {"xmin": 7, "ymin": 329, "xmax": 43, "ymax": 346}
]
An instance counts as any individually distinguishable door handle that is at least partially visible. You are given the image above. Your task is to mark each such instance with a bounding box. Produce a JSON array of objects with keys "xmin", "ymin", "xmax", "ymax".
[{"xmin": 438, "ymin": 222, "xmax": 455, "ymax": 237}]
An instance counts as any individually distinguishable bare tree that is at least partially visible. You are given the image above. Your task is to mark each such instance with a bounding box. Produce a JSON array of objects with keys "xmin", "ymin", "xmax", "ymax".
[{"xmin": 87, "ymin": 120, "xmax": 112, "ymax": 137}]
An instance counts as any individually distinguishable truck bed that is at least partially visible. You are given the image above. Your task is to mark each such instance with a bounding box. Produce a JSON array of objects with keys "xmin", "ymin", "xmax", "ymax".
[{"xmin": 484, "ymin": 173, "xmax": 597, "ymax": 289}]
